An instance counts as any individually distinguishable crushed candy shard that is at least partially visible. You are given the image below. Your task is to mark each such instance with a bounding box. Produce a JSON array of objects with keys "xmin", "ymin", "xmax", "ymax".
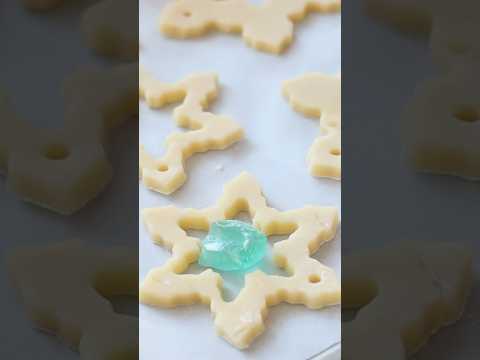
[{"xmin": 199, "ymin": 220, "xmax": 268, "ymax": 272}]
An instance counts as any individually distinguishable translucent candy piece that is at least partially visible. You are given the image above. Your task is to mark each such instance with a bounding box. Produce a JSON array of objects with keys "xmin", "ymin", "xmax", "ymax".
[{"xmin": 199, "ymin": 220, "xmax": 267, "ymax": 272}]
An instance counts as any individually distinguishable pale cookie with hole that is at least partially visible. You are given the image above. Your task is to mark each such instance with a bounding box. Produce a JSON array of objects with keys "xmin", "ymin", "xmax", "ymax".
[
  {"xmin": 403, "ymin": 65, "xmax": 480, "ymax": 180},
  {"xmin": 343, "ymin": 242, "xmax": 472, "ymax": 359},
  {"xmin": 0, "ymin": 63, "xmax": 137, "ymax": 214},
  {"xmin": 283, "ymin": 73, "xmax": 341, "ymax": 180},
  {"xmin": 159, "ymin": 0, "xmax": 341, "ymax": 54},
  {"xmin": 139, "ymin": 67, "xmax": 244, "ymax": 195},
  {"xmin": 82, "ymin": 0, "xmax": 138, "ymax": 60},
  {"xmin": 140, "ymin": 172, "xmax": 340, "ymax": 349},
  {"xmin": 7, "ymin": 241, "xmax": 138, "ymax": 359}
]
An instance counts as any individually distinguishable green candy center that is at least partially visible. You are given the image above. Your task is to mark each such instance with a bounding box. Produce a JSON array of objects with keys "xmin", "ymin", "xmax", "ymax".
[{"xmin": 198, "ymin": 220, "xmax": 268, "ymax": 272}]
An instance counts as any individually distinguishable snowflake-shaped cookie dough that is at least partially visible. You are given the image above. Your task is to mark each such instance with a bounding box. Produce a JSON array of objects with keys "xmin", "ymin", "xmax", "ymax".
[
  {"xmin": 159, "ymin": 0, "xmax": 341, "ymax": 54},
  {"xmin": 7, "ymin": 241, "xmax": 138, "ymax": 359},
  {"xmin": 0, "ymin": 63, "xmax": 137, "ymax": 214},
  {"xmin": 366, "ymin": 0, "xmax": 480, "ymax": 70},
  {"xmin": 139, "ymin": 67, "xmax": 244, "ymax": 195},
  {"xmin": 404, "ymin": 65, "xmax": 480, "ymax": 179},
  {"xmin": 343, "ymin": 242, "xmax": 472, "ymax": 359},
  {"xmin": 283, "ymin": 73, "xmax": 341, "ymax": 180},
  {"xmin": 364, "ymin": 0, "xmax": 433, "ymax": 34},
  {"xmin": 82, "ymin": 0, "xmax": 138, "ymax": 60},
  {"xmin": 140, "ymin": 172, "xmax": 340, "ymax": 349}
]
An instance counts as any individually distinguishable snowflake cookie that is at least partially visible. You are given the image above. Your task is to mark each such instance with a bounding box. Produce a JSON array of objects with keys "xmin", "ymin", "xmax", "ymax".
[
  {"xmin": 364, "ymin": 0, "xmax": 433, "ymax": 34},
  {"xmin": 404, "ymin": 65, "xmax": 480, "ymax": 180},
  {"xmin": 283, "ymin": 73, "xmax": 341, "ymax": 180},
  {"xmin": 140, "ymin": 172, "xmax": 340, "ymax": 349},
  {"xmin": 7, "ymin": 241, "xmax": 138, "ymax": 359},
  {"xmin": 159, "ymin": 0, "xmax": 341, "ymax": 54},
  {"xmin": 365, "ymin": 0, "xmax": 479, "ymax": 35},
  {"xmin": 343, "ymin": 242, "xmax": 472, "ymax": 359},
  {"xmin": 139, "ymin": 67, "xmax": 244, "ymax": 195},
  {"xmin": 82, "ymin": 0, "xmax": 138, "ymax": 60},
  {"xmin": 0, "ymin": 63, "xmax": 137, "ymax": 214}
]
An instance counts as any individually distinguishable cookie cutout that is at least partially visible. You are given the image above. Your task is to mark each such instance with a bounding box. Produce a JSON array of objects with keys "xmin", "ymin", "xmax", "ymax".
[
  {"xmin": 0, "ymin": 64, "xmax": 137, "ymax": 214},
  {"xmin": 159, "ymin": 0, "xmax": 341, "ymax": 54},
  {"xmin": 139, "ymin": 67, "xmax": 244, "ymax": 194},
  {"xmin": 365, "ymin": 0, "xmax": 479, "ymax": 35},
  {"xmin": 283, "ymin": 73, "xmax": 341, "ymax": 180},
  {"xmin": 140, "ymin": 172, "xmax": 340, "ymax": 349},
  {"xmin": 343, "ymin": 242, "xmax": 472, "ymax": 359},
  {"xmin": 364, "ymin": 0, "xmax": 432, "ymax": 34},
  {"xmin": 82, "ymin": 0, "xmax": 138, "ymax": 60},
  {"xmin": 7, "ymin": 241, "xmax": 138, "ymax": 359},
  {"xmin": 404, "ymin": 65, "xmax": 480, "ymax": 179}
]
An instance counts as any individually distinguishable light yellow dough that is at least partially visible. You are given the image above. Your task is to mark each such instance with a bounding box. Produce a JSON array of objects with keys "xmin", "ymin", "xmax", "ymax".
[
  {"xmin": 283, "ymin": 73, "xmax": 341, "ymax": 180},
  {"xmin": 140, "ymin": 172, "xmax": 340, "ymax": 349},
  {"xmin": 7, "ymin": 241, "xmax": 138, "ymax": 359},
  {"xmin": 159, "ymin": 0, "xmax": 341, "ymax": 54},
  {"xmin": 139, "ymin": 67, "xmax": 244, "ymax": 195},
  {"xmin": 343, "ymin": 242, "xmax": 472, "ymax": 359},
  {"xmin": 364, "ymin": 0, "xmax": 433, "ymax": 34},
  {"xmin": 404, "ymin": 65, "xmax": 480, "ymax": 179},
  {"xmin": 0, "ymin": 64, "xmax": 137, "ymax": 214},
  {"xmin": 365, "ymin": 0, "xmax": 479, "ymax": 35},
  {"xmin": 82, "ymin": 0, "xmax": 138, "ymax": 60}
]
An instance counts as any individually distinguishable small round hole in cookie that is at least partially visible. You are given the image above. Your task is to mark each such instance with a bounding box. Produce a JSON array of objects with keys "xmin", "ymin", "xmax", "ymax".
[
  {"xmin": 44, "ymin": 144, "xmax": 70, "ymax": 161},
  {"xmin": 330, "ymin": 148, "xmax": 341, "ymax": 156},
  {"xmin": 454, "ymin": 106, "xmax": 478, "ymax": 123},
  {"xmin": 157, "ymin": 164, "xmax": 169, "ymax": 172},
  {"xmin": 309, "ymin": 274, "xmax": 321, "ymax": 283}
]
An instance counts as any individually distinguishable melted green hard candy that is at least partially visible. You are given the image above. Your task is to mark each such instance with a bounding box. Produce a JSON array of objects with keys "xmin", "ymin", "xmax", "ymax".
[{"xmin": 198, "ymin": 220, "xmax": 268, "ymax": 272}]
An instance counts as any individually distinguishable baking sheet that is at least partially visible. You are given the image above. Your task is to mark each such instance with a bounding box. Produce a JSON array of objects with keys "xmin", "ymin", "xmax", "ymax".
[{"xmin": 139, "ymin": 1, "xmax": 342, "ymax": 359}]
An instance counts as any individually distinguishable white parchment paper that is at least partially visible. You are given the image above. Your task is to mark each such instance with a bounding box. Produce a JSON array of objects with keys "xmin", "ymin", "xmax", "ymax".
[{"xmin": 139, "ymin": 1, "xmax": 341, "ymax": 359}]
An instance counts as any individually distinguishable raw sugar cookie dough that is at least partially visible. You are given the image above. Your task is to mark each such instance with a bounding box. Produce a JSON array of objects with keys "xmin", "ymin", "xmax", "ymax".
[
  {"xmin": 365, "ymin": 0, "xmax": 480, "ymax": 34},
  {"xmin": 82, "ymin": 0, "xmax": 139, "ymax": 60},
  {"xmin": 404, "ymin": 65, "xmax": 480, "ymax": 180},
  {"xmin": 0, "ymin": 63, "xmax": 137, "ymax": 214},
  {"xmin": 139, "ymin": 67, "xmax": 244, "ymax": 195},
  {"xmin": 140, "ymin": 172, "xmax": 340, "ymax": 349},
  {"xmin": 364, "ymin": 0, "xmax": 433, "ymax": 33},
  {"xmin": 343, "ymin": 242, "xmax": 472, "ymax": 360},
  {"xmin": 283, "ymin": 73, "xmax": 341, "ymax": 180},
  {"xmin": 159, "ymin": 0, "xmax": 341, "ymax": 54},
  {"xmin": 8, "ymin": 241, "xmax": 138, "ymax": 359}
]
